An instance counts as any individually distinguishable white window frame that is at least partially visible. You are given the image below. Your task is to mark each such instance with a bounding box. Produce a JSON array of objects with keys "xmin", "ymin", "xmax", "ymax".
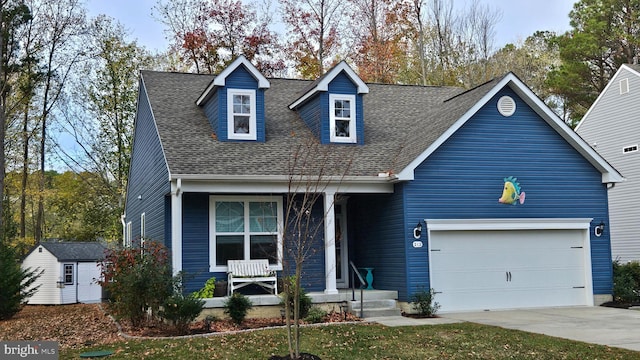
[
  {"xmin": 63, "ymin": 264, "xmax": 74, "ymax": 285},
  {"xmin": 125, "ymin": 221, "xmax": 132, "ymax": 248},
  {"xmin": 623, "ymin": 144, "xmax": 638, "ymax": 154},
  {"xmin": 209, "ymin": 195, "xmax": 283, "ymax": 272},
  {"xmin": 329, "ymin": 94, "xmax": 357, "ymax": 143},
  {"xmin": 227, "ymin": 89, "xmax": 257, "ymax": 140},
  {"xmin": 620, "ymin": 78, "xmax": 629, "ymax": 94}
]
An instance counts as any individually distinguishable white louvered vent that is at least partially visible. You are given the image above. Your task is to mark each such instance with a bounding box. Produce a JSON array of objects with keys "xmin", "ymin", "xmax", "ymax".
[
  {"xmin": 497, "ymin": 96, "xmax": 516, "ymax": 117},
  {"xmin": 620, "ymin": 78, "xmax": 629, "ymax": 94}
]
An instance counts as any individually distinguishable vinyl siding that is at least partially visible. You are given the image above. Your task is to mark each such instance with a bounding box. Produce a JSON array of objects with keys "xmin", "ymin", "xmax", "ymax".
[
  {"xmin": 400, "ymin": 88, "xmax": 612, "ymax": 299},
  {"xmin": 325, "ymin": 72, "xmax": 364, "ymax": 145},
  {"xmin": 23, "ymin": 248, "xmax": 61, "ymax": 305},
  {"xmin": 202, "ymin": 89, "xmax": 219, "ymax": 134},
  {"xmin": 182, "ymin": 193, "xmax": 218, "ymax": 293},
  {"xmin": 351, "ymin": 191, "xmax": 408, "ymax": 298},
  {"xmin": 125, "ymin": 82, "xmax": 170, "ymax": 246},
  {"xmin": 217, "ymin": 66, "xmax": 266, "ymax": 142},
  {"xmin": 298, "ymin": 95, "xmax": 322, "ymax": 138},
  {"xmin": 577, "ymin": 66, "xmax": 640, "ymax": 262}
]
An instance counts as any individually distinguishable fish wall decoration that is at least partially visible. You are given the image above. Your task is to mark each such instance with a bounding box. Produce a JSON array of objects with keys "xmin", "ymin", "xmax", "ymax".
[{"xmin": 499, "ymin": 176, "xmax": 525, "ymax": 205}]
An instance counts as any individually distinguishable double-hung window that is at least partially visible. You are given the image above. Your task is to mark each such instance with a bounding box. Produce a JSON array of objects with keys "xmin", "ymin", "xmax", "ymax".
[
  {"xmin": 227, "ymin": 89, "xmax": 256, "ymax": 140},
  {"xmin": 329, "ymin": 94, "xmax": 356, "ymax": 143},
  {"xmin": 209, "ymin": 196, "xmax": 282, "ymax": 271}
]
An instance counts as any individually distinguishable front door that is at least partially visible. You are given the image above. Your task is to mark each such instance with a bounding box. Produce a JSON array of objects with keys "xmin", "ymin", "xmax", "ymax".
[{"xmin": 335, "ymin": 202, "xmax": 349, "ymax": 287}]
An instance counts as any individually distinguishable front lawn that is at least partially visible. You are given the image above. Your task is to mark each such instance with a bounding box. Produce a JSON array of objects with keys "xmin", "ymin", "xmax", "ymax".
[{"xmin": 63, "ymin": 322, "xmax": 638, "ymax": 360}]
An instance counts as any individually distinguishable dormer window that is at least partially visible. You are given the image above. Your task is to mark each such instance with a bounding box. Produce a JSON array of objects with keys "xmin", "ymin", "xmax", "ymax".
[
  {"xmin": 330, "ymin": 94, "xmax": 356, "ymax": 143},
  {"xmin": 228, "ymin": 89, "xmax": 256, "ymax": 140}
]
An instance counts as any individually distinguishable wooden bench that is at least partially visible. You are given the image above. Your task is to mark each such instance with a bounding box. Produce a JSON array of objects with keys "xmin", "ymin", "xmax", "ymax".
[{"xmin": 227, "ymin": 259, "xmax": 278, "ymax": 295}]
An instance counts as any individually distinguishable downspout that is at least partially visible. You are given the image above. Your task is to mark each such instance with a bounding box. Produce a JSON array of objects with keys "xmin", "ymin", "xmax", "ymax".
[{"xmin": 121, "ymin": 213, "xmax": 126, "ymax": 247}]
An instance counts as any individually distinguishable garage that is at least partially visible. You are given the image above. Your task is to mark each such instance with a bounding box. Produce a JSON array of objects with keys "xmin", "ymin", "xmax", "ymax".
[{"xmin": 427, "ymin": 219, "xmax": 594, "ymax": 312}]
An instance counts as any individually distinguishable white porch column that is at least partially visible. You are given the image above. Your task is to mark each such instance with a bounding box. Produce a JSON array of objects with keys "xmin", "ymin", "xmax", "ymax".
[
  {"xmin": 324, "ymin": 191, "xmax": 338, "ymax": 294},
  {"xmin": 171, "ymin": 179, "xmax": 183, "ymax": 274}
]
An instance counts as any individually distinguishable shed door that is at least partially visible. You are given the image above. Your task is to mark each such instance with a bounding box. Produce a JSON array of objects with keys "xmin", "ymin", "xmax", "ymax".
[
  {"xmin": 77, "ymin": 262, "xmax": 102, "ymax": 303},
  {"xmin": 429, "ymin": 229, "xmax": 590, "ymax": 312}
]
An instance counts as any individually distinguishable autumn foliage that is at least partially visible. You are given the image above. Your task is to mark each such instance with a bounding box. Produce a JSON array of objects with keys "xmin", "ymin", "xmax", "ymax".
[{"xmin": 99, "ymin": 241, "xmax": 173, "ymax": 328}]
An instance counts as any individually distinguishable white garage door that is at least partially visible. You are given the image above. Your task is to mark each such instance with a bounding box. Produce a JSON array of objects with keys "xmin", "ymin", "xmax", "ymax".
[{"xmin": 430, "ymin": 228, "xmax": 592, "ymax": 312}]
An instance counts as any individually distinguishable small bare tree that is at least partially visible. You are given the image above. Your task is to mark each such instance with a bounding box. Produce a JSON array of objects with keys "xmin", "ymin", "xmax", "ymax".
[{"xmin": 279, "ymin": 139, "xmax": 353, "ymax": 359}]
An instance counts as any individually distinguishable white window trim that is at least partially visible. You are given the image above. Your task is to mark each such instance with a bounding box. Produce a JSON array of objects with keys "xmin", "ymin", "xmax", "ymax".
[
  {"xmin": 209, "ymin": 195, "xmax": 283, "ymax": 272},
  {"xmin": 623, "ymin": 144, "xmax": 638, "ymax": 154},
  {"xmin": 63, "ymin": 264, "xmax": 74, "ymax": 285},
  {"xmin": 125, "ymin": 221, "xmax": 132, "ymax": 248},
  {"xmin": 227, "ymin": 88, "xmax": 257, "ymax": 140},
  {"xmin": 329, "ymin": 94, "xmax": 357, "ymax": 143},
  {"xmin": 140, "ymin": 213, "xmax": 146, "ymax": 239},
  {"xmin": 620, "ymin": 78, "xmax": 629, "ymax": 94}
]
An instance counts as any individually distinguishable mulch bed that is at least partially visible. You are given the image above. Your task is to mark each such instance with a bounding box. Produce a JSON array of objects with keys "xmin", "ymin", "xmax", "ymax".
[{"xmin": 0, "ymin": 303, "xmax": 361, "ymax": 349}]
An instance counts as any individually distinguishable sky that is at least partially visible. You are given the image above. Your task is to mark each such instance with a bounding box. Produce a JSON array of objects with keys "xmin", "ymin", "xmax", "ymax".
[{"xmin": 86, "ymin": 0, "xmax": 577, "ymax": 54}]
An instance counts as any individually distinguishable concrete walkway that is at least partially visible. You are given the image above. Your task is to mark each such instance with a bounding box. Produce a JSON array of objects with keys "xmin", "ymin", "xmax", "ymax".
[{"xmin": 370, "ymin": 306, "xmax": 640, "ymax": 352}]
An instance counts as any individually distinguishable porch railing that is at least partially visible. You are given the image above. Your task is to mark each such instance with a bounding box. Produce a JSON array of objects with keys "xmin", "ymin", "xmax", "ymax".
[{"xmin": 349, "ymin": 260, "xmax": 366, "ymax": 318}]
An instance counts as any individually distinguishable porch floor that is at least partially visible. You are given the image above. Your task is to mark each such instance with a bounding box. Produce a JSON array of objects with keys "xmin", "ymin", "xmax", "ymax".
[{"xmin": 203, "ymin": 289, "xmax": 398, "ymax": 308}]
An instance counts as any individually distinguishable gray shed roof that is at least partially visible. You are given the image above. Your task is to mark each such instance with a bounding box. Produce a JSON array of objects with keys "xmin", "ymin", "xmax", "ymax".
[
  {"xmin": 37, "ymin": 242, "xmax": 106, "ymax": 262},
  {"xmin": 140, "ymin": 70, "xmax": 495, "ymax": 178}
]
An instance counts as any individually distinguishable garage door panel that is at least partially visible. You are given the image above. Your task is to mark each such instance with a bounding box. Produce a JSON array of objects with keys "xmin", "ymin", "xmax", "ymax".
[{"xmin": 430, "ymin": 229, "xmax": 589, "ymax": 312}]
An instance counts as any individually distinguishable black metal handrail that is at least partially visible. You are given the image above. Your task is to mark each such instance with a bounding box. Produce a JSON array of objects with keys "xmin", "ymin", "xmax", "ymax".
[{"xmin": 349, "ymin": 260, "xmax": 366, "ymax": 318}]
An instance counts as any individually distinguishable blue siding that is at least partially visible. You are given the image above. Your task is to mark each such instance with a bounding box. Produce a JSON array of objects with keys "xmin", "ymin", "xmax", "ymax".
[
  {"xmin": 124, "ymin": 82, "xmax": 170, "ymax": 246},
  {"xmin": 182, "ymin": 193, "xmax": 220, "ymax": 293},
  {"xmin": 398, "ymin": 88, "xmax": 612, "ymax": 299},
  {"xmin": 351, "ymin": 191, "xmax": 408, "ymax": 297},
  {"xmin": 298, "ymin": 95, "xmax": 322, "ymax": 138},
  {"xmin": 217, "ymin": 66, "xmax": 266, "ymax": 142},
  {"xmin": 202, "ymin": 89, "xmax": 219, "ymax": 135}
]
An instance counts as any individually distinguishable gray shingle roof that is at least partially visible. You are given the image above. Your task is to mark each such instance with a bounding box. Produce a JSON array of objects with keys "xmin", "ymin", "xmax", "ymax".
[
  {"xmin": 140, "ymin": 70, "xmax": 501, "ymax": 178},
  {"xmin": 39, "ymin": 242, "xmax": 106, "ymax": 261}
]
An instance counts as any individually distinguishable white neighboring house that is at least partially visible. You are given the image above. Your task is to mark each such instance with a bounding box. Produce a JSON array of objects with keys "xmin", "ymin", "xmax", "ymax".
[
  {"xmin": 22, "ymin": 241, "xmax": 106, "ymax": 304},
  {"xmin": 575, "ymin": 63, "xmax": 640, "ymax": 263}
]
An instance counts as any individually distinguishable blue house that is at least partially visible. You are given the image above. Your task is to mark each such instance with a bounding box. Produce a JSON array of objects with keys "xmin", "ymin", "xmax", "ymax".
[{"xmin": 125, "ymin": 56, "xmax": 622, "ymax": 313}]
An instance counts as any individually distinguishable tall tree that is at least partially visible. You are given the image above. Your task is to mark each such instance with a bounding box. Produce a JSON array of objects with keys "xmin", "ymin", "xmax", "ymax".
[
  {"xmin": 547, "ymin": 0, "xmax": 640, "ymax": 125},
  {"xmin": 155, "ymin": 0, "xmax": 283, "ymax": 75},
  {"xmin": 32, "ymin": 0, "xmax": 85, "ymax": 242},
  {"xmin": 279, "ymin": 0, "xmax": 343, "ymax": 78},
  {"xmin": 55, "ymin": 16, "xmax": 152, "ymax": 242},
  {"xmin": 347, "ymin": 0, "xmax": 409, "ymax": 83},
  {"xmin": 0, "ymin": 0, "xmax": 32, "ymax": 241}
]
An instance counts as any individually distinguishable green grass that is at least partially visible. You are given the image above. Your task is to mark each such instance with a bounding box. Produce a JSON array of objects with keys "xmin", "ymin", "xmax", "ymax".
[{"xmin": 62, "ymin": 322, "xmax": 638, "ymax": 359}]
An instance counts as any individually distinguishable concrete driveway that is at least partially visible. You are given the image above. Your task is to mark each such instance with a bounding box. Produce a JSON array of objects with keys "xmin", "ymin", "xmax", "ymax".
[{"xmin": 442, "ymin": 306, "xmax": 640, "ymax": 351}]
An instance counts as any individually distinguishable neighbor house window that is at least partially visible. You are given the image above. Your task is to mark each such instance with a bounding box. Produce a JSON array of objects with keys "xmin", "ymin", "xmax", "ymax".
[
  {"xmin": 209, "ymin": 196, "xmax": 282, "ymax": 271},
  {"xmin": 329, "ymin": 94, "xmax": 356, "ymax": 143},
  {"xmin": 623, "ymin": 144, "xmax": 638, "ymax": 154},
  {"xmin": 64, "ymin": 264, "xmax": 74, "ymax": 285},
  {"xmin": 227, "ymin": 89, "xmax": 256, "ymax": 140}
]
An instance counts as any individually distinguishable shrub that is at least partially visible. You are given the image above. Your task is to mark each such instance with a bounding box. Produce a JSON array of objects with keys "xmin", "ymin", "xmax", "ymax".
[
  {"xmin": 224, "ymin": 292, "xmax": 253, "ymax": 324},
  {"xmin": 0, "ymin": 242, "xmax": 42, "ymax": 320},
  {"xmin": 193, "ymin": 277, "xmax": 216, "ymax": 298},
  {"xmin": 280, "ymin": 277, "xmax": 313, "ymax": 319},
  {"xmin": 613, "ymin": 260, "xmax": 640, "ymax": 303},
  {"xmin": 304, "ymin": 306, "xmax": 327, "ymax": 323},
  {"xmin": 160, "ymin": 273, "xmax": 205, "ymax": 334},
  {"xmin": 98, "ymin": 240, "xmax": 173, "ymax": 327},
  {"xmin": 410, "ymin": 286, "xmax": 440, "ymax": 317}
]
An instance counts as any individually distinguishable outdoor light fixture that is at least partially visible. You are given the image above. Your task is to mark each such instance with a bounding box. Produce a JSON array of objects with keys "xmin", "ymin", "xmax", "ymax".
[
  {"xmin": 594, "ymin": 222, "xmax": 605, "ymax": 237},
  {"xmin": 413, "ymin": 221, "xmax": 423, "ymax": 239}
]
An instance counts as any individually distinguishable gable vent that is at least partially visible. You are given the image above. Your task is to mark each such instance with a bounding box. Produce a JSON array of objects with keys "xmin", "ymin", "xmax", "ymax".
[
  {"xmin": 620, "ymin": 78, "xmax": 629, "ymax": 94},
  {"xmin": 497, "ymin": 96, "xmax": 516, "ymax": 117}
]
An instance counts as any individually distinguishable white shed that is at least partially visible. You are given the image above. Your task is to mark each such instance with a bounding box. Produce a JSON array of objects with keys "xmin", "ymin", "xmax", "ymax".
[{"xmin": 22, "ymin": 241, "xmax": 106, "ymax": 305}]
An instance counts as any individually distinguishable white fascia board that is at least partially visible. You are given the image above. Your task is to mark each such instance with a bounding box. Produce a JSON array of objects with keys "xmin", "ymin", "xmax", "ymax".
[
  {"xmin": 289, "ymin": 61, "xmax": 369, "ymax": 110},
  {"xmin": 170, "ymin": 174, "xmax": 394, "ymax": 194},
  {"xmin": 575, "ymin": 64, "xmax": 640, "ymax": 132},
  {"xmin": 396, "ymin": 73, "xmax": 624, "ymax": 183},
  {"xmin": 196, "ymin": 55, "xmax": 270, "ymax": 106},
  {"xmin": 425, "ymin": 218, "xmax": 593, "ymax": 231}
]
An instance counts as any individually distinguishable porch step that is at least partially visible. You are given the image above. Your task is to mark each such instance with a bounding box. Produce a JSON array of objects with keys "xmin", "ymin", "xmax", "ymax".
[{"xmin": 349, "ymin": 299, "xmax": 401, "ymax": 318}]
